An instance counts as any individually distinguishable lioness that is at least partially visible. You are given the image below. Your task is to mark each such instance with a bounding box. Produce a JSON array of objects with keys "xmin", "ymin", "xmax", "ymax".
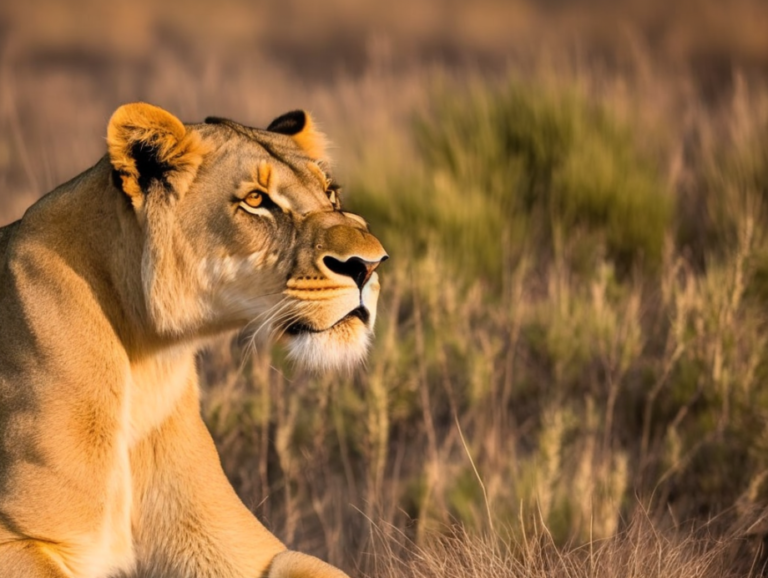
[{"xmin": 0, "ymin": 103, "xmax": 387, "ymax": 578}]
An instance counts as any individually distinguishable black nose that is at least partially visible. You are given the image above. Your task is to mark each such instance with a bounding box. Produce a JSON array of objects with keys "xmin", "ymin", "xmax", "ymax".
[{"xmin": 324, "ymin": 256, "xmax": 382, "ymax": 290}]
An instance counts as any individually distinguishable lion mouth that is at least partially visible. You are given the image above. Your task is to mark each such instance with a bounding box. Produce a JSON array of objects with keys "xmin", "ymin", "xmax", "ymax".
[{"xmin": 285, "ymin": 306, "xmax": 370, "ymax": 336}]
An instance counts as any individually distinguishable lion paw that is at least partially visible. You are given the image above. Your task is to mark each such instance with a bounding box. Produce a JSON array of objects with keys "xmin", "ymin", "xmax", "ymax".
[{"xmin": 266, "ymin": 550, "xmax": 351, "ymax": 578}]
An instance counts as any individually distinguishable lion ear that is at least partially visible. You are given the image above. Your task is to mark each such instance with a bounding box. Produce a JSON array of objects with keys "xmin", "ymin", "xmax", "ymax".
[
  {"xmin": 267, "ymin": 110, "xmax": 329, "ymax": 161},
  {"xmin": 107, "ymin": 103, "xmax": 206, "ymax": 205}
]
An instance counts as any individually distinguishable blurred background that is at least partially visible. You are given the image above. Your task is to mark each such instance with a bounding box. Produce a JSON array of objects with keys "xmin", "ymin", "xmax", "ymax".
[{"xmin": 3, "ymin": 1, "xmax": 768, "ymax": 576}]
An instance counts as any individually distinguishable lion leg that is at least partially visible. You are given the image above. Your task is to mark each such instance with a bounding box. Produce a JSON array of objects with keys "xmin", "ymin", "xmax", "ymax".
[
  {"xmin": 266, "ymin": 551, "xmax": 351, "ymax": 578},
  {"xmin": 0, "ymin": 542, "xmax": 68, "ymax": 578},
  {"xmin": 130, "ymin": 381, "xmax": 286, "ymax": 578}
]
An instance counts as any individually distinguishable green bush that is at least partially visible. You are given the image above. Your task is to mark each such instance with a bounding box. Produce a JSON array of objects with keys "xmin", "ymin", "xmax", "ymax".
[{"xmin": 400, "ymin": 82, "xmax": 670, "ymax": 280}]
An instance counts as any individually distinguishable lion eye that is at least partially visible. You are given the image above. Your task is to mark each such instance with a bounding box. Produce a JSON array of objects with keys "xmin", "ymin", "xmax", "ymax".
[{"xmin": 244, "ymin": 191, "xmax": 263, "ymax": 208}]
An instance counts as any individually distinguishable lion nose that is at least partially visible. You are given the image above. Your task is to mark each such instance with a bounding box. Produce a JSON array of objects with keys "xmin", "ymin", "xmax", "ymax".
[
  {"xmin": 323, "ymin": 254, "xmax": 388, "ymax": 290},
  {"xmin": 318, "ymin": 224, "xmax": 388, "ymax": 289}
]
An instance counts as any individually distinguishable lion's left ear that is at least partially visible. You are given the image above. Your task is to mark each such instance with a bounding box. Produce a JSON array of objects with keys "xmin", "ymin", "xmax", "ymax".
[
  {"xmin": 267, "ymin": 110, "xmax": 329, "ymax": 161},
  {"xmin": 107, "ymin": 103, "xmax": 206, "ymax": 206}
]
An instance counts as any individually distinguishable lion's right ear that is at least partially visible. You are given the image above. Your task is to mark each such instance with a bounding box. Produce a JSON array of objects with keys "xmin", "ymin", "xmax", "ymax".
[
  {"xmin": 267, "ymin": 110, "xmax": 329, "ymax": 162},
  {"xmin": 107, "ymin": 103, "xmax": 206, "ymax": 207}
]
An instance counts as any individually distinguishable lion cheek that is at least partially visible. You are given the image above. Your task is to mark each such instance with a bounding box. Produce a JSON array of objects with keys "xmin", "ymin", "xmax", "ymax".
[{"xmin": 196, "ymin": 253, "xmax": 285, "ymax": 328}]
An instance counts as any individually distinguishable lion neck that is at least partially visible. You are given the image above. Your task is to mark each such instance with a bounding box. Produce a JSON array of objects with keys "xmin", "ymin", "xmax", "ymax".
[{"xmin": 4, "ymin": 156, "xmax": 194, "ymax": 360}]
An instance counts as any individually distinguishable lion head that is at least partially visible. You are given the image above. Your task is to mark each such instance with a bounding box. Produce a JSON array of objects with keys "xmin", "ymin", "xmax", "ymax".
[{"xmin": 107, "ymin": 103, "xmax": 387, "ymax": 370}]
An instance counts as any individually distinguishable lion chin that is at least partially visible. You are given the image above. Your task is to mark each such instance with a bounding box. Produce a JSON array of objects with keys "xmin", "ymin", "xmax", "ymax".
[
  {"xmin": 285, "ymin": 314, "xmax": 373, "ymax": 372},
  {"xmin": 279, "ymin": 272, "xmax": 381, "ymax": 372}
]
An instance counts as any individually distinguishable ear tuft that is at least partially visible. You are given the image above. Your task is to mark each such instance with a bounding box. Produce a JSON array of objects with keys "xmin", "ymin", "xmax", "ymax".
[
  {"xmin": 267, "ymin": 110, "xmax": 329, "ymax": 161},
  {"xmin": 131, "ymin": 140, "xmax": 172, "ymax": 193},
  {"xmin": 107, "ymin": 103, "xmax": 206, "ymax": 205}
]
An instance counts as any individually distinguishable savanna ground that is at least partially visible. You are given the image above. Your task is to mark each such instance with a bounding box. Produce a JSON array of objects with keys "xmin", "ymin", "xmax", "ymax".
[{"xmin": 4, "ymin": 1, "xmax": 768, "ymax": 576}]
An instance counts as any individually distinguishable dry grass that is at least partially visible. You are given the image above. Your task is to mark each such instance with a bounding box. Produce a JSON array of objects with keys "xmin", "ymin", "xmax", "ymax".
[{"xmin": 363, "ymin": 511, "xmax": 764, "ymax": 578}]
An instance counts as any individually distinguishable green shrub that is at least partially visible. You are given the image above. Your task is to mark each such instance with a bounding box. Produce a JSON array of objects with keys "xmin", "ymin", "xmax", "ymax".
[{"xmin": 415, "ymin": 82, "xmax": 672, "ymax": 277}]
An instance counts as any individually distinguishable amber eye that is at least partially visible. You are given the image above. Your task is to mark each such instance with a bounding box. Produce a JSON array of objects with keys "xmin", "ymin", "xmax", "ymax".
[{"xmin": 244, "ymin": 191, "xmax": 263, "ymax": 208}]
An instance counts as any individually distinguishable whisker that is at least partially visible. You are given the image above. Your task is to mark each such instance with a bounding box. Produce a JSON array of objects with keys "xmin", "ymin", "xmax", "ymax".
[
  {"xmin": 241, "ymin": 296, "xmax": 288, "ymax": 333},
  {"xmin": 236, "ymin": 298, "xmax": 294, "ymax": 370},
  {"xmin": 250, "ymin": 300, "xmax": 295, "ymax": 337},
  {"xmin": 268, "ymin": 304, "xmax": 321, "ymax": 342},
  {"xmin": 241, "ymin": 298, "xmax": 317, "ymax": 358}
]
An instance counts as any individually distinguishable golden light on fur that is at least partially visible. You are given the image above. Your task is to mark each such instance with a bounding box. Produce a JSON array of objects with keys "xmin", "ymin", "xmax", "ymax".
[
  {"xmin": 257, "ymin": 160, "xmax": 273, "ymax": 190},
  {"xmin": 107, "ymin": 102, "xmax": 207, "ymax": 206},
  {"xmin": 307, "ymin": 161, "xmax": 330, "ymax": 188},
  {"xmin": 291, "ymin": 112, "xmax": 329, "ymax": 161},
  {"xmin": 266, "ymin": 109, "xmax": 329, "ymax": 162}
]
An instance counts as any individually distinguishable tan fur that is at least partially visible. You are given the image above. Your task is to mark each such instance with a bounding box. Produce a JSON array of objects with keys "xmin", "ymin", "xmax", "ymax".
[
  {"xmin": 0, "ymin": 104, "xmax": 387, "ymax": 577},
  {"xmin": 257, "ymin": 160, "xmax": 274, "ymax": 190},
  {"xmin": 290, "ymin": 113, "xmax": 329, "ymax": 161},
  {"xmin": 107, "ymin": 103, "xmax": 209, "ymax": 207}
]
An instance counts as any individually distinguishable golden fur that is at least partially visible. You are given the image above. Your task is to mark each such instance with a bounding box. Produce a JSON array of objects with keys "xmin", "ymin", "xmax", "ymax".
[{"xmin": 0, "ymin": 103, "xmax": 387, "ymax": 577}]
